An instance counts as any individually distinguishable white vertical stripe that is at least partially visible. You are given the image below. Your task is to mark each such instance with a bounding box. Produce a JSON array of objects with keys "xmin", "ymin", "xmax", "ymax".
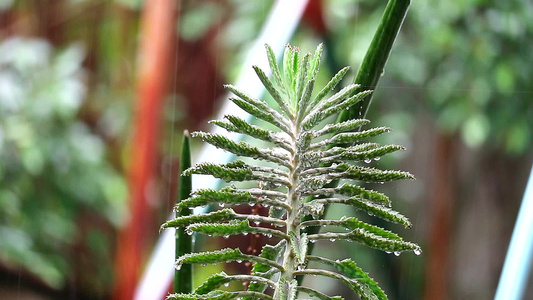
[{"xmin": 495, "ymin": 164, "xmax": 533, "ymax": 300}]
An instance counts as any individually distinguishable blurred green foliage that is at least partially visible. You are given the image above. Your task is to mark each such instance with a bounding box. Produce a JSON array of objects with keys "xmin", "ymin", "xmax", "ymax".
[
  {"xmin": 320, "ymin": 0, "xmax": 533, "ymax": 154},
  {"xmin": 0, "ymin": 38, "xmax": 127, "ymax": 290}
]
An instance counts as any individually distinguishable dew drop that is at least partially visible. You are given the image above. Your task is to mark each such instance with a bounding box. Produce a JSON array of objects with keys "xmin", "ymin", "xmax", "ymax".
[
  {"xmin": 310, "ymin": 240, "xmax": 316, "ymax": 244},
  {"xmin": 219, "ymin": 203, "xmax": 225, "ymax": 208},
  {"xmin": 394, "ymin": 252, "xmax": 401, "ymax": 256},
  {"xmin": 254, "ymin": 221, "xmax": 261, "ymax": 225},
  {"xmin": 201, "ymin": 264, "xmax": 207, "ymax": 266},
  {"xmin": 329, "ymin": 238, "xmax": 336, "ymax": 242},
  {"xmin": 176, "ymin": 264, "xmax": 182, "ymax": 270},
  {"xmin": 385, "ymin": 251, "xmax": 391, "ymax": 254},
  {"xmin": 414, "ymin": 249, "xmax": 422, "ymax": 256},
  {"xmin": 236, "ymin": 260, "xmax": 243, "ymax": 263},
  {"xmin": 224, "ymin": 282, "xmax": 230, "ymax": 287},
  {"xmin": 223, "ymin": 235, "xmax": 229, "ymax": 239},
  {"xmin": 364, "ymin": 159, "xmax": 372, "ymax": 163},
  {"xmin": 374, "ymin": 157, "xmax": 381, "ymax": 161}
]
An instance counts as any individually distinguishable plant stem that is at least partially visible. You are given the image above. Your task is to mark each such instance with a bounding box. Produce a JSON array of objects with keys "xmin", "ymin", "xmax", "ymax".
[
  {"xmin": 175, "ymin": 131, "xmax": 193, "ymax": 293},
  {"xmin": 339, "ymin": 0, "xmax": 411, "ymax": 122}
]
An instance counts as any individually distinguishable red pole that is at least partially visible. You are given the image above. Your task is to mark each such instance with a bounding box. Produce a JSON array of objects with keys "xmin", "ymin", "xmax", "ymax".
[{"xmin": 112, "ymin": 1, "xmax": 176, "ymax": 299}]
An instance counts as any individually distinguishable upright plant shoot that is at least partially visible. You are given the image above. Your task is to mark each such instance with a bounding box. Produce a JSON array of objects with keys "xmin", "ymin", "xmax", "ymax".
[{"xmin": 162, "ymin": 44, "xmax": 421, "ymax": 300}]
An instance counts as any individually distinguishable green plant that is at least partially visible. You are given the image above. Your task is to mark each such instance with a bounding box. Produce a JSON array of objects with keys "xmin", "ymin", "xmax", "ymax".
[{"xmin": 162, "ymin": 43, "xmax": 420, "ymax": 300}]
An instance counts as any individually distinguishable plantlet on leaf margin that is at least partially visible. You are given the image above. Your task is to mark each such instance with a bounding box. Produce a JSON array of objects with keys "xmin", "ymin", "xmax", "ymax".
[{"xmin": 162, "ymin": 43, "xmax": 420, "ymax": 300}]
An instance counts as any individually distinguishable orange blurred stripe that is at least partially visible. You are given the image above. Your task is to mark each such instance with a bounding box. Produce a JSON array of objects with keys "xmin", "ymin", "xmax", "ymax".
[{"xmin": 112, "ymin": 1, "xmax": 177, "ymax": 299}]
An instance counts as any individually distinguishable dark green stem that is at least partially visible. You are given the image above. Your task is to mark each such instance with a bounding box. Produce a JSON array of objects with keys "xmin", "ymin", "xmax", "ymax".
[
  {"xmin": 338, "ymin": 0, "xmax": 411, "ymax": 123},
  {"xmin": 175, "ymin": 130, "xmax": 193, "ymax": 293},
  {"xmin": 300, "ymin": 0, "xmax": 411, "ymax": 284}
]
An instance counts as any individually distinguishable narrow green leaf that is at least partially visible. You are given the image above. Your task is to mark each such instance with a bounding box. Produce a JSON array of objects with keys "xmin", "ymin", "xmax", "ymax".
[
  {"xmin": 176, "ymin": 131, "xmax": 193, "ymax": 294},
  {"xmin": 297, "ymin": 79, "xmax": 315, "ymax": 120},
  {"xmin": 184, "ymin": 161, "xmax": 254, "ymax": 182},
  {"xmin": 307, "ymin": 43, "xmax": 324, "ymax": 81},
  {"xmin": 308, "ymin": 257, "xmax": 387, "ymax": 300},
  {"xmin": 177, "ymin": 187, "xmax": 288, "ymax": 210},
  {"xmin": 335, "ymin": 164, "xmax": 414, "ymax": 182},
  {"xmin": 295, "ymin": 53, "xmax": 311, "ymax": 107},
  {"xmin": 187, "ymin": 220, "xmax": 286, "ymax": 239},
  {"xmin": 310, "ymin": 66, "xmax": 350, "ymax": 109},
  {"xmin": 347, "ymin": 228, "xmax": 421, "ymax": 253},
  {"xmin": 192, "ymin": 132, "xmax": 291, "ymax": 168},
  {"xmin": 225, "ymin": 84, "xmax": 292, "ymax": 134},
  {"xmin": 167, "ymin": 290, "xmax": 274, "ymax": 300},
  {"xmin": 211, "ymin": 115, "xmax": 292, "ymax": 152},
  {"xmin": 335, "ymin": 145, "xmax": 405, "ymax": 163},
  {"xmin": 265, "ymin": 44, "xmax": 287, "ymax": 93},
  {"xmin": 345, "ymin": 197, "xmax": 411, "ymax": 227},
  {"xmin": 303, "ymin": 90, "xmax": 372, "ymax": 130},
  {"xmin": 194, "ymin": 272, "xmax": 230, "ymax": 295},
  {"xmin": 311, "ymin": 119, "xmax": 370, "ymax": 138},
  {"xmin": 323, "ymin": 127, "xmax": 392, "ymax": 146},
  {"xmin": 297, "ymin": 286, "xmax": 344, "ymax": 300},
  {"xmin": 253, "ymin": 65, "xmax": 293, "ymax": 118},
  {"xmin": 337, "ymin": 183, "xmax": 390, "ymax": 206},
  {"xmin": 163, "ymin": 209, "xmax": 236, "ymax": 229},
  {"xmin": 283, "ymin": 45, "xmax": 295, "ymax": 96}
]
